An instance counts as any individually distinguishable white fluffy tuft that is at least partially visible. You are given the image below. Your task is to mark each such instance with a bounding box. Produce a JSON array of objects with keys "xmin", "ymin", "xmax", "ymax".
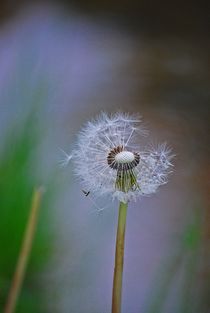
[{"xmin": 70, "ymin": 112, "xmax": 174, "ymax": 203}]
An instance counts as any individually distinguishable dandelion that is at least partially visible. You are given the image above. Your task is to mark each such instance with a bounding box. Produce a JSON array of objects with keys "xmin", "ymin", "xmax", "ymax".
[
  {"xmin": 68, "ymin": 112, "xmax": 173, "ymax": 313},
  {"xmin": 71, "ymin": 112, "xmax": 173, "ymax": 203}
]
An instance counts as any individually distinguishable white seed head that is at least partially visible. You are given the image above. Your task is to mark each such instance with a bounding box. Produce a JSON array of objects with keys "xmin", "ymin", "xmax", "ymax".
[
  {"xmin": 115, "ymin": 151, "xmax": 135, "ymax": 164},
  {"xmin": 70, "ymin": 112, "xmax": 174, "ymax": 203}
]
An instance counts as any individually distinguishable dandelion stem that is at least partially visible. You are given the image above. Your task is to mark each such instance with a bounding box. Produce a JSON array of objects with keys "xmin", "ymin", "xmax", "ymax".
[
  {"xmin": 112, "ymin": 201, "xmax": 128, "ymax": 313},
  {"xmin": 4, "ymin": 187, "xmax": 44, "ymax": 313}
]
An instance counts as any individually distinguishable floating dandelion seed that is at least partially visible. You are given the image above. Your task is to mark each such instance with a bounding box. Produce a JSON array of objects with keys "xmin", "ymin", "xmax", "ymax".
[
  {"xmin": 59, "ymin": 148, "xmax": 73, "ymax": 167},
  {"xmin": 71, "ymin": 112, "xmax": 173, "ymax": 203}
]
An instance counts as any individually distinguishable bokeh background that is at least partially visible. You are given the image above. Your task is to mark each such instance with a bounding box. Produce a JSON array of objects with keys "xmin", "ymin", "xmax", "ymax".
[{"xmin": 0, "ymin": 1, "xmax": 209, "ymax": 312}]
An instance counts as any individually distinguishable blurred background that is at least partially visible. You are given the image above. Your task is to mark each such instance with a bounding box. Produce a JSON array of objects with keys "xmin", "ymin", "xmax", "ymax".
[{"xmin": 0, "ymin": 1, "xmax": 209, "ymax": 312}]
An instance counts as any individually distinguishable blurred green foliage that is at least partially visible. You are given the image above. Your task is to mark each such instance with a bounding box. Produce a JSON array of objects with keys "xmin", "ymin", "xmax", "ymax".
[
  {"xmin": 145, "ymin": 208, "xmax": 204, "ymax": 313},
  {"xmin": 0, "ymin": 113, "xmax": 54, "ymax": 313}
]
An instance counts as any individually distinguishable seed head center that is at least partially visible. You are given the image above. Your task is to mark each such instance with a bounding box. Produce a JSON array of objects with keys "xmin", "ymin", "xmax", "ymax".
[
  {"xmin": 115, "ymin": 151, "xmax": 135, "ymax": 164},
  {"xmin": 107, "ymin": 146, "xmax": 140, "ymax": 170}
]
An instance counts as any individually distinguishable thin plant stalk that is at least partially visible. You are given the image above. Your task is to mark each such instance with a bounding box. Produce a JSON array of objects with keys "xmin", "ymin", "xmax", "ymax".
[
  {"xmin": 4, "ymin": 187, "xmax": 44, "ymax": 313},
  {"xmin": 112, "ymin": 201, "xmax": 128, "ymax": 313}
]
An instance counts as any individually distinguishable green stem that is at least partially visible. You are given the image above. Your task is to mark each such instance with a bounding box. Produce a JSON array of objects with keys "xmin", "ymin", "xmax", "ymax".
[
  {"xmin": 112, "ymin": 201, "xmax": 128, "ymax": 313},
  {"xmin": 4, "ymin": 187, "xmax": 44, "ymax": 313}
]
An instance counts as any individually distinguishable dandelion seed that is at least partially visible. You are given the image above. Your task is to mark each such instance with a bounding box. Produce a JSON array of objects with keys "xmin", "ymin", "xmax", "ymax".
[
  {"xmin": 82, "ymin": 190, "xmax": 109, "ymax": 215},
  {"xmin": 59, "ymin": 148, "xmax": 73, "ymax": 167}
]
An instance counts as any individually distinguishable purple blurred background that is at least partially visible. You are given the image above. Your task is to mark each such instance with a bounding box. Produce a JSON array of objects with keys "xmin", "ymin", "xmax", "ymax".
[{"xmin": 0, "ymin": 1, "xmax": 209, "ymax": 312}]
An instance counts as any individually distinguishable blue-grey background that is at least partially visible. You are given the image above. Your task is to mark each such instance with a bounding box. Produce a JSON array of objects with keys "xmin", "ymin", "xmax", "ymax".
[{"xmin": 0, "ymin": 1, "xmax": 209, "ymax": 312}]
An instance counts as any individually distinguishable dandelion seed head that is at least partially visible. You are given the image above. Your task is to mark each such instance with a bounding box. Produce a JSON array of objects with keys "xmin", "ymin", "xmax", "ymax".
[{"xmin": 71, "ymin": 112, "xmax": 174, "ymax": 203}]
